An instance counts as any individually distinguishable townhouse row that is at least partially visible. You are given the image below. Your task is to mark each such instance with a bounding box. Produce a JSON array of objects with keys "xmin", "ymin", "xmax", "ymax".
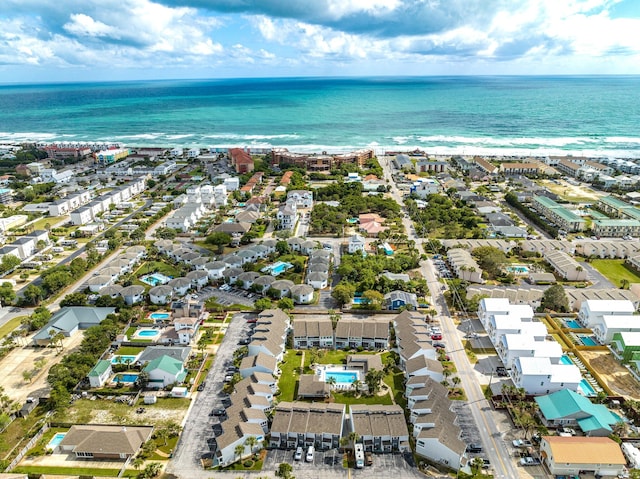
[{"xmin": 70, "ymin": 178, "xmax": 146, "ymax": 225}]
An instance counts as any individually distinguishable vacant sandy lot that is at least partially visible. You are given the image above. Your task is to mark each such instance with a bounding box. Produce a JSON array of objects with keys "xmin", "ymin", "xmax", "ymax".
[
  {"xmin": 580, "ymin": 350, "xmax": 640, "ymax": 398},
  {"xmin": 0, "ymin": 332, "xmax": 85, "ymax": 404},
  {"xmin": 539, "ymin": 179, "xmax": 603, "ymax": 203}
]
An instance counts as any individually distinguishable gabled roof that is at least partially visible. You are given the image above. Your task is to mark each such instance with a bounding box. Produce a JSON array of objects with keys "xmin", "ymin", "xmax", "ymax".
[
  {"xmin": 535, "ymin": 389, "xmax": 619, "ymax": 433},
  {"xmin": 143, "ymin": 355, "xmax": 184, "ymax": 375},
  {"xmin": 33, "ymin": 307, "xmax": 115, "ymax": 341},
  {"xmin": 88, "ymin": 360, "xmax": 111, "ymax": 377},
  {"xmin": 60, "ymin": 425, "xmax": 153, "ymax": 456}
]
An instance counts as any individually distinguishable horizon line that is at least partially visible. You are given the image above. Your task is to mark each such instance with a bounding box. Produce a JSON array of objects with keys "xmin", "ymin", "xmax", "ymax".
[{"xmin": 2, "ymin": 73, "xmax": 640, "ymax": 88}]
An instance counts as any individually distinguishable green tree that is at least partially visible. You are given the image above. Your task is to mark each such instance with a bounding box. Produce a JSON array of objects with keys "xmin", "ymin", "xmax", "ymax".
[
  {"xmin": 540, "ymin": 284, "xmax": 570, "ymax": 313},
  {"xmin": 205, "ymin": 232, "xmax": 232, "ymax": 253},
  {"xmin": 0, "ymin": 282, "xmax": 16, "ymax": 305},
  {"xmin": 331, "ymin": 284, "xmax": 355, "ymax": 307},
  {"xmin": 277, "ymin": 297, "xmax": 294, "ymax": 311},
  {"xmin": 275, "ymin": 240, "xmax": 291, "ymax": 255},
  {"xmin": 276, "ymin": 462, "xmax": 294, "ymax": 479},
  {"xmin": 254, "ymin": 297, "xmax": 273, "ymax": 311},
  {"xmin": 234, "ymin": 443, "xmax": 245, "ymax": 462},
  {"xmin": 0, "ymin": 254, "xmax": 21, "ymax": 274},
  {"xmin": 22, "ymin": 284, "xmax": 44, "ymax": 306},
  {"xmin": 41, "ymin": 270, "xmax": 72, "ymax": 294},
  {"xmin": 364, "ymin": 368, "xmax": 384, "ymax": 394},
  {"xmin": 472, "ymin": 246, "xmax": 508, "ymax": 279},
  {"xmin": 60, "ymin": 292, "xmax": 88, "ymax": 307},
  {"xmin": 362, "ymin": 290, "xmax": 384, "ymax": 309}
]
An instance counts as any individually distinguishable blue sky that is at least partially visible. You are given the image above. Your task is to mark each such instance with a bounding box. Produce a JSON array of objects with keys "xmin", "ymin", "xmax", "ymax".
[{"xmin": 1, "ymin": 0, "xmax": 639, "ymax": 82}]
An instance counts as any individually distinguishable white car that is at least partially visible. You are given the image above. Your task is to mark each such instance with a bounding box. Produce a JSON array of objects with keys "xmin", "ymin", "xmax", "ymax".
[
  {"xmin": 305, "ymin": 445, "xmax": 315, "ymax": 462},
  {"xmin": 294, "ymin": 446, "xmax": 303, "ymax": 461}
]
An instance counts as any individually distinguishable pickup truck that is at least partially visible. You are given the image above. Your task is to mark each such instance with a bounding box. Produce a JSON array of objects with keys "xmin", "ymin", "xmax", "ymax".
[
  {"xmin": 519, "ymin": 456, "xmax": 541, "ymax": 466},
  {"xmin": 512, "ymin": 439, "xmax": 533, "ymax": 448}
]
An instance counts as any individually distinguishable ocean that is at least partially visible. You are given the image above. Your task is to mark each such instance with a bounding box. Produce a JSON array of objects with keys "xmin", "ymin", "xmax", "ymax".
[{"xmin": 1, "ymin": 76, "xmax": 639, "ymax": 158}]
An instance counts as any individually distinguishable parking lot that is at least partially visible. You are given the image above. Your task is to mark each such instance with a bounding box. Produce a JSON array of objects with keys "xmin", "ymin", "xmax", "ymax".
[{"xmin": 196, "ymin": 286, "xmax": 256, "ymax": 307}]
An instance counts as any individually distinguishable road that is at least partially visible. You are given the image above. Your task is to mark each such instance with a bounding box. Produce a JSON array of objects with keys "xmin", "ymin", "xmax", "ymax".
[
  {"xmin": 379, "ymin": 157, "xmax": 519, "ymax": 479},
  {"xmin": 16, "ymin": 199, "xmax": 153, "ymax": 299}
]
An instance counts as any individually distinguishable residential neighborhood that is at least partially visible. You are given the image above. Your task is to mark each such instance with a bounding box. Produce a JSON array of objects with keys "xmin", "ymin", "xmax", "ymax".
[{"xmin": 1, "ymin": 144, "xmax": 640, "ymax": 479}]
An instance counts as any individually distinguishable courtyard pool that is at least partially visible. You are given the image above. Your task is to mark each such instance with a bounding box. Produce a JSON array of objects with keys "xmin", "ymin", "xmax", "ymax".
[
  {"xmin": 352, "ymin": 297, "xmax": 369, "ymax": 305},
  {"xmin": 579, "ymin": 379, "xmax": 597, "ymax": 397},
  {"xmin": 505, "ymin": 265, "xmax": 530, "ymax": 275},
  {"xmin": 114, "ymin": 373, "xmax": 139, "ymax": 384},
  {"xmin": 140, "ymin": 273, "xmax": 172, "ymax": 286},
  {"xmin": 47, "ymin": 432, "xmax": 66, "ymax": 450},
  {"xmin": 261, "ymin": 261, "xmax": 293, "ymax": 276},
  {"xmin": 149, "ymin": 312, "xmax": 170, "ymax": 321},
  {"xmin": 111, "ymin": 355, "xmax": 139, "ymax": 364},
  {"xmin": 321, "ymin": 367, "xmax": 360, "ymax": 384},
  {"xmin": 564, "ymin": 319, "xmax": 582, "ymax": 329}
]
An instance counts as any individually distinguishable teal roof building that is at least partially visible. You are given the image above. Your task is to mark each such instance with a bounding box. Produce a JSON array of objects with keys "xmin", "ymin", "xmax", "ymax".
[
  {"xmin": 143, "ymin": 355, "xmax": 187, "ymax": 387},
  {"xmin": 535, "ymin": 389, "xmax": 621, "ymax": 437}
]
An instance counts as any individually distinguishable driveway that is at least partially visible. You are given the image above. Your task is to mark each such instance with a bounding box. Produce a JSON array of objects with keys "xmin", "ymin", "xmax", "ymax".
[{"xmin": 168, "ymin": 312, "xmax": 253, "ymax": 476}]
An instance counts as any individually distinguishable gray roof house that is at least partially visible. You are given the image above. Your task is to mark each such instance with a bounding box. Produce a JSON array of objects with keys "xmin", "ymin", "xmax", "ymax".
[{"xmin": 33, "ymin": 307, "xmax": 115, "ymax": 346}]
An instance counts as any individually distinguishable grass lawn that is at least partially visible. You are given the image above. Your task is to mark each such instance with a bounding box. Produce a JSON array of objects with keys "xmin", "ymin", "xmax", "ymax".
[
  {"xmin": 0, "ymin": 315, "xmax": 27, "ymax": 339},
  {"xmin": 590, "ymin": 259, "xmax": 640, "ymax": 288},
  {"xmin": 383, "ymin": 368, "xmax": 407, "ymax": 410},
  {"xmin": 12, "ymin": 466, "xmax": 137, "ymax": 477},
  {"xmin": 26, "ymin": 426, "xmax": 68, "ymax": 456},
  {"xmin": 134, "ymin": 261, "xmax": 181, "ymax": 278},
  {"xmin": 0, "ymin": 404, "xmax": 50, "ymax": 461},
  {"xmin": 278, "ymin": 350, "xmax": 303, "ymax": 401},
  {"xmin": 31, "ymin": 215, "xmax": 68, "ymax": 230},
  {"xmin": 332, "ymin": 391, "xmax": 393, "ymax": 405},
  {"xmin": 115, "ymin": 346, "xmax": 145, "ymax": 355}
]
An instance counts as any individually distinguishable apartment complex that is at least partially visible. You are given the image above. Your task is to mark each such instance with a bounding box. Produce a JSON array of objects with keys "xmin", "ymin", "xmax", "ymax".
[
  {"xmin": 271, "ymin": 148, "xmax": 374, "ymax": 172},
  {"xmin": 532, "ymin": 196, "xmax": 586, "ymax": 232}
]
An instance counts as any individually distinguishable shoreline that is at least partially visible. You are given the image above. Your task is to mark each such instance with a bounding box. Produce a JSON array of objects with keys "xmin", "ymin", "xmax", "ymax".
[{"xmin": 2, "ymin": 138, "xmax": 640, "ymax": 160}]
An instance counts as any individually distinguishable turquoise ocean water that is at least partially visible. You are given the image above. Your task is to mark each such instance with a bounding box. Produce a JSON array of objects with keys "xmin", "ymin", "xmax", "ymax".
[{"xmin": 1, "ymin": 76, "xmax": 639, "ymax": 157}]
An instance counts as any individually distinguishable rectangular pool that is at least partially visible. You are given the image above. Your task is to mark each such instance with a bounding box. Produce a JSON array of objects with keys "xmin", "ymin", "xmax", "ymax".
[
  {"xmin": 115, "ymin": 373, "xmax": 139, "ymax": 383},
  {"xmin": 579, "ymin": 379, "xmax": 597, "ymax": 397},
  {"xmin": 323, "ymin": 370, "xmax": 360, "ymax": 384},
  {"xmin": 560, "ymin": 355, "xmax": 573, "ymax": 365},
  {"xmin": 578, "ymin": 335, "xmax": 598, "ymax": 346},
  {"xmin": 47, "ymin": 432, "xmax": 66, "ymax": 449},
  {"xmin": 564, "ymin": 320, "xmax": 581, "ymax": 329}
]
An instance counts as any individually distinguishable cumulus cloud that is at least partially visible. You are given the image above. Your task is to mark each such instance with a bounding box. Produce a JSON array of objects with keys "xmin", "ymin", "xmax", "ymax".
[{"xmin": 1, "ymin": 0, "xmax": 640, "ymax": 79}]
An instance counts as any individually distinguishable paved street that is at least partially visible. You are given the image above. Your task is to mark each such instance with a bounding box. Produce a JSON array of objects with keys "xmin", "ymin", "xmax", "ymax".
[
  {"xmin": 167, "ymin": 312, "xmax": 253, "ymax": 478},
  {"xmin": 379, "ymin": 156, "xmax": 521, "ymax": 479}
]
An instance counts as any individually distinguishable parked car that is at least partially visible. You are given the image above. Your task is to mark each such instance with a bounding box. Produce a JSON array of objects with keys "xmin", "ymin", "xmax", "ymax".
[
  {"xmin": 212, "ymin": 408, "xmax": 226, "ymax": 416},
  {"xmin": 496, "ymin": 366, "xmax": 509, "ymax": 377},
  {"xmin": 294, "ymin": 446, "xmax": 303, "ymax": 461},
  {"xmin": 431, "ymin": 334, "xmax": 443, "ymax": 341},
  {"xmin": 466, "ymin": 444, "xmax": 482, "ymax": 453},
  {"xmin": 512, "ymin": 439, "xmax": 533, "ymax": 448},
  {"xmin": 365, "ymin": 451, "xmax": 373, "ymax": 466},
  {"xmin": 197, "ymin": 381, "xmax": 206, "ymax": 391},
  {"xmin": 433, "ymin": 342, "xmax": 446, "ymax": 349},
  {"xmin": 520, "ymin": 456, "xmax": 541, "ymax": 466},
  {"xmin": 306, "ymin": 445, "xmax": 315, "ymax": 462}
]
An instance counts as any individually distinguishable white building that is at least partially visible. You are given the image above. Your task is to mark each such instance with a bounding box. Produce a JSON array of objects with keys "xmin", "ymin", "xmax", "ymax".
[
  {"xmin": 348, "ymin": 234, "xmax": 366, "ymax": 254},
  {"xmin": 578, "ymin": 299, "xmax": 636, "ymax": 328},
  {"xmin": 512, "ymin": 356, "xmax": 582, "ymax": 395},
  {"xmin": 223, "ymin": 177, "xmax": 240, "ymax": 191},
  {"xmin": 286, "ymin": 190, "xmax": 313, "ymax": 208}
]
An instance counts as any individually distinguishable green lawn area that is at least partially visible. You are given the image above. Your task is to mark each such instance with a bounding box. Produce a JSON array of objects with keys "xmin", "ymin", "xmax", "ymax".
[
  {"xmin": 590, "ymin": 259, "xmax": 640, "ymax": 288},
  {"xmin": 115, "ymin": 346, "xmax": 145, "ymax": 355},
  {"xmin": 383, "ymin": 368, "xmax": 407, "ymax": 410},
  {"xmin": 332, "ymin": 391, "xmax": 393, "ymax": 406},
  {"xmin": 30, "ymin": 215, "xmax": 68, "ymax": 231},
  {"xmin": 12, "ymin": 466, "xmax": 137, "ymax": 477},
  {"xmin": 0, "ymin": 315, "xmax": 27, "ymax": 339},
  {"xmin": 278, "ymin": 350, "xmax": 303, "ymax": 401},
  {"xmin": 0, "ymin": 404, "xmax": 50, "ymax": 461},
  {"xmin": 134, "ymin": 261, "xmax": 181, "ymax": 278}
]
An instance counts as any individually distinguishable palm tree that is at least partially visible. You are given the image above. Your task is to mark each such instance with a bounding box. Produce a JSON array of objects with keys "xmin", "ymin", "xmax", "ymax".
[
  {"xmin": 326, "ymin": 376, "xmax": 337, "ymax": 390},
  {"xmin": 234, "ymin": 443, "xmax": 245, "ymax": 462},
  {"xmin": 132, "ymin": 456, "xmax": 144, "ymax": 472},
  {"xmin": 352, "ymin": 379, "xmax": 363, "ymax": 395},
  {"xmin": 245, "ymin": 435, "xmax": 258, "ymax": 455},
  {"xmin": 348, "ymin": 432, "xmax": 360, "ymax": 451}
]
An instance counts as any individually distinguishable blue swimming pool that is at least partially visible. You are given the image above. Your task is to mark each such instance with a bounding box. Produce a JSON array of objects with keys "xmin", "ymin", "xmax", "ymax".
[
  {"xmin": 565, "ymin": 320, "xmax": 581, "ymax": 329},
  {"xmin": 111, "ymin": 355, "xmax": 138, "ymax": 364},
  {"xmin": 140, "ymin": 273, "xmax": 172, "ymax": 286},
  {"xmin": 324, "ymin": 370, "xmax": 360, "ymax": 384},
  {"xmin": 47, "ymin": 432, "xmax": 66, "ymax": 449},
  {"xmin": 506, "ymin": 265, "xmax": 530, "ymax": 274},
  {"xmin": 578, "ymin": 335, "xmax": 598, "ymax": 346},
  {"xmin": 352, "ymin": 297, "xmax": 369, "ymax": 305},
  {"xmin": 261, "ymin": 261, "xmax": 293, "ymax": 276},
  {"xmin": 138, "ymin": 329, "xmax": 159, "ymax": 337},
  {"xmin": 115, "ymin": 373, "xmax": 139, "ymax": 383},
  {"xmin": 150, "ymin": 313, "xmax": 170, "ymax": 320},
  {"xmin": 560, "ymin": 355, "xmax": 573, "ymax": 365},
  {"xmin": 579, "ymin": 379, "xmax": 596, "ymax": 396}
]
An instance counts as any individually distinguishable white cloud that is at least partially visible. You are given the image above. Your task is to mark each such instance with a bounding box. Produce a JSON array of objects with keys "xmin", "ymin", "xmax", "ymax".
[{"xmin": 63, "ymin": 13, "xmax": 119, "ymax": 39}]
